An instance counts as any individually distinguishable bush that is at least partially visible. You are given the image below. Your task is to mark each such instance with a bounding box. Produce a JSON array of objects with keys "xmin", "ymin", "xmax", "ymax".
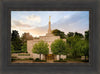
[
  {"xmin": 11, "ymin": 50, "xmax": 22, "ymax": 53},
  {"xmin": 18, "ymin": 53, "xmax": 30, "ymax": 56},
  {"xmin": 40, "ymin": 60, "xmax": 46, "ymax": 62},
  {"xmin": 18, "ymin": 58, "xmax": 33, "ymax": 60},
  {"xmin": 54, "ymin": 59, "xmax": 67, "ymax": 62},
  {"xmin": 81, "ymin": 60, "xmax": 89, "ymax": 62},
  {"xmin": 35, "ymin": 58, "xmax": 41, "ymax": 62},
  {"xmin": 28, "ymin": 58, "xmax": 33, "ymax": 60},
  {"xmin": 11, "ymin": 58, "xmax": 16, "ymax": 61},
  {"xmin": 34, "ymin": 58, "xmax": 46, "ymax": 62}
]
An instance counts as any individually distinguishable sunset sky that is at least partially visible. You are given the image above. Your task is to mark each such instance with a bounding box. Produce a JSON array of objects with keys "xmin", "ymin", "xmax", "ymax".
[{"xmin": 11, "ymin": 11, "xmax": 89, "ymax": 37}]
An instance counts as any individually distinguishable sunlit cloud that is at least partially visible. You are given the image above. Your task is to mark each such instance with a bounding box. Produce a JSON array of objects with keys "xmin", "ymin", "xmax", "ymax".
[{"xmin": 26, "ymin": 14, "xmax": 41, "ymax": 23}]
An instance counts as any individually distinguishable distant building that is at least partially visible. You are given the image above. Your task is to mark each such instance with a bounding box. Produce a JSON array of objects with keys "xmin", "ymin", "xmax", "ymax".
[{"xmin": 27, "ymin": 16, "xmax": 66, "ymax": 61}]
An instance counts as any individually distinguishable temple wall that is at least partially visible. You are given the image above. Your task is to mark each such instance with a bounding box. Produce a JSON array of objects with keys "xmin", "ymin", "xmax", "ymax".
[{"xmin": 27, "ymin": 33, "xmax": 66, "ymax": 60}]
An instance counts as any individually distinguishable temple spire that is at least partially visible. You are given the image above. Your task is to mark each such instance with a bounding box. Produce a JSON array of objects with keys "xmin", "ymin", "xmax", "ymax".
[{"xmin": 48, "ymin": 16, "xmax": 51, "ymax": 33}]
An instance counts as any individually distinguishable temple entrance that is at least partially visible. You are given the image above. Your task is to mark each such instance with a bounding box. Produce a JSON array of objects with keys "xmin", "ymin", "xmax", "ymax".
[{"xmin": 46, "ymin": 54, "xmax": 54, "ymax": 63}]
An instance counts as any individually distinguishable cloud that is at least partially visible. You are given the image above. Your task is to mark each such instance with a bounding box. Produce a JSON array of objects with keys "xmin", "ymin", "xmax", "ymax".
[
  {"xmin": 12, "ymin": 20, "xmax": 32, "ymax": 28},
  {"xmin": 26, "ymin": 14, "xmax": 41, "ymax": 23},
  {"xmin": 64, "ymin": 15, "xmax": 71, "ymax": 19}
]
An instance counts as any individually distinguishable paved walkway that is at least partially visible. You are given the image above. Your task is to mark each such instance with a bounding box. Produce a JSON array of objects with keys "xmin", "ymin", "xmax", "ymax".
[
  {"xmin": 46, "ymin": 60, "xmax": 54, "ymax": 63},
  {"xmin": 11, "ymin": 60, "xmax": 87, "ymax": 63}
]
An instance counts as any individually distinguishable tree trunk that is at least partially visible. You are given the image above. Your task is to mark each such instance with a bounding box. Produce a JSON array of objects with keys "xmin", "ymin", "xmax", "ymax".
[{"xmin": 40, "ymin": 54, "xmax": 41, "ymax": 60}]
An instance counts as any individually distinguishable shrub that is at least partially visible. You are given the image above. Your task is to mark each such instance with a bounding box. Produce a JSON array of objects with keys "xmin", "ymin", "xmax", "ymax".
[
  {"xmin": 34, "ymin": 58, "xmax": 46, "ymax": 62},
  {"xmin": 28, "ymin": 58, "xmax": 33, "ymax": 60},
  {"xmin": 11, "ymin": 58, "xmax": 16, "ymax": 61},
  {"xmin": 35, "ymin": 58, "xmax": 41, "ymax": 62},
  {"xmin": 18, "ymin": 53, "xmax": 30, "ymax": 56},
  {"xmin": 40, "ymin": 60, "xmax": 46, "ymax": 62}
]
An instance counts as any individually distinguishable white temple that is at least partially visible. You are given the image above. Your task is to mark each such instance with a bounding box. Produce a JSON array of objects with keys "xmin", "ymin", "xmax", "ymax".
[{"xmin": 27, "ymin": 16, "xmax": 66, "ymax": 61}]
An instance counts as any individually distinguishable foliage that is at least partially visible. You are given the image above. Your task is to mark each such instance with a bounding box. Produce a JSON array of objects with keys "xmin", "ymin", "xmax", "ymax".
[
  {"xmin": 18, "ymin": 53, "xmax": 30, "ymax": 56},
  {"xmin": 67, "ymin": 32, "xmax": 74, "ymax": 37},
  {"xmin": 79, "ymin": 40, "xmax": 89, "ymax": 61},
  {"xmin": 11, "ymin": 30, "xmax": 22, "ymax": 51},
  {"xmin": 74, "ymin": 32, "xmax": 84, "ymax": 38},
  {"xmin": 85, "ymin": 30, "xmax": 89, "ymax": 41},
  {"xmin": 32, "ymin": 40, "xmax": 49, "ymax": 60},
  {"xmin": 51, "ymin": 39, "xmax": 67, "ymax": 59},
  {"xmin": 11, "ymin": 58, "xmax": 33, "ymax": 61},
  {"xmin": 11, "ymin": 43, "xmax": 14, "ymax": 53},
  {"xmin": 52, "ymin": 29, "xmax": 66, "ymax": 39},
  {"xmin": 21, "ymin": 43, "xmax": 27, "ymax": 53},
  {"xmin": 66, "ymin": 31, "xmax": 89, "ymax": 59},
  {"xmin": 34, "ymin": 58, "xmax": 46, "ymax": 62},
  {"xmin": 21, "ymin": 33, "xmax": 33, "ymax": 44}
]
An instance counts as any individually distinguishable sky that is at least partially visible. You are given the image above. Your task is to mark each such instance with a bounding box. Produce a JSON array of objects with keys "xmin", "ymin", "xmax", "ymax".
[{"xmin": 11, "ymin": 11, "xmax": 89, "ymax": 37}]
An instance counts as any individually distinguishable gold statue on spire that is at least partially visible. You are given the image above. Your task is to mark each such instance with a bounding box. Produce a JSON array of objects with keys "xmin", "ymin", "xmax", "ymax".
[
  {"xmin": 49, "ymin": 16, "xmax": 51, "ymax": 22},
  {"xmin": 48, "ymin": 16, "xmax": 51, "ymax": 33}
]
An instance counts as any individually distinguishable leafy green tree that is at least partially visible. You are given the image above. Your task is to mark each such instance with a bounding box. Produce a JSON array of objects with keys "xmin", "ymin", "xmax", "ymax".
[
  {"xmin": 79, "ymin": 40, "xmax": 89, "ymax": 61},
  {"xmin": 11, "ymin": 30, "xmax": 22, "ymax": 51},
  {"xmin": 32, "ymin": 40, "xmax": 49, "ymax": 60},
  {"xmin": 51, "ymin": 39, "xmax": 67, "ymax": 59},
  {"xmin": 52, "ymin": 29, "xmax": 66, "ymax": 39},
  {"xmin": 71, "ymin": 40, "xmax": 83, "ymax": 57},
  {"xmin": 21, "ymin": 43, "xmax": 27, "ymax": 53},
  {"xmin": 66, "ymin": 35, "xmax": 83, "ymax": 58}
]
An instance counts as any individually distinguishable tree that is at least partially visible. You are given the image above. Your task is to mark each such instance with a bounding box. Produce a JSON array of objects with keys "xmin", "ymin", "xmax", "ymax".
[
  {"xmin": 11, "ymin": 30, "xmax": 22, "ymax": 51},
  {"xmin": 67, "ymin": 32, "xmax": 74, "ymax": 37},
  {"xmin": 52, "ymin": 29, "xmax": 66, "ymax": 39},
  {"xmin": 51, "ymin": 39, "xmax": 67, "ymax": 59},
  {"xmin": 85, "ymin": 30, "xmax": 89, "ymax": 41},
  {"xmin": 21, "ymin": 43, "xmax": 27, "ymax": 53},
  {"xmin": 71, "ymin": 40, "xmax": 83, "ymax": 57},
  {"xmin": 79, "ymin": 40, "xmax": 89, "ymax": 61},
  {"xmin": 74, "ymin": 32, "xmax": 84, "ymax": 38},
  {"xmin": 32, "ymin": 40, "xmax": 49, "ymax": 60},
  {"xmin": 66, "ymin": 31, "xmax": 89, "ymax": 59},
  {"xmin": 66, "ymin": 35, "xmax": 83, "ymax": 58},
  {"xmin": 21, "ymin": 33, "xmax": 33, "ymax": 44},
  {"xmin": 11, "ymin": 43, "xmax": 14, "ymax": 53}
]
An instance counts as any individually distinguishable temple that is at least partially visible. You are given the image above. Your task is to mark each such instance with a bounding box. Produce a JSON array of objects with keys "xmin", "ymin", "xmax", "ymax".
[{"xmin": 27, "ymin": 16, "xmax": 66, "ymax": 61}]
